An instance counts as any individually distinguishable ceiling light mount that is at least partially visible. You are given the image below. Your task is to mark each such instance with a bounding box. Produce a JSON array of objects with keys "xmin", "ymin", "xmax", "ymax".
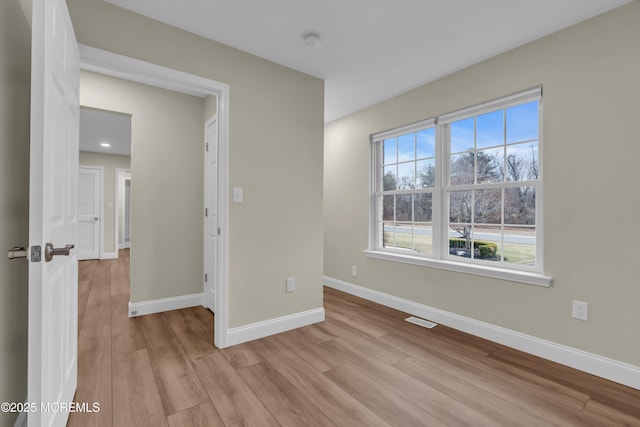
[{"xmin": 302, "ymin": 32, "xmax": 321, "ymax": 47}]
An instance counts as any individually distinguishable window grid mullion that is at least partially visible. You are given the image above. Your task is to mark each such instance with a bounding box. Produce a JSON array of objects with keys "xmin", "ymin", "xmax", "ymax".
[
  {"xmin": 436, "ymin": 124, "xmax": 448, "ymax": 260},
  {"xmin": 474, "ymin": 116, "xmax": 478, "ymax": 186},
  {"xmin": 444, "ymin": 180, "xmax": 539, "ymax": 192}
]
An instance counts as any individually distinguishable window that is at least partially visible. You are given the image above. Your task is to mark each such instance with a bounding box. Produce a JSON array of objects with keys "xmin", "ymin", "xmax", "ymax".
[
  {"xmin": 378, "ymin": 122, "xmax": 437, "ymax": 256},
  {"xmin": 370, "ymin": 88, "xmax": 544, "ymax": 279}
]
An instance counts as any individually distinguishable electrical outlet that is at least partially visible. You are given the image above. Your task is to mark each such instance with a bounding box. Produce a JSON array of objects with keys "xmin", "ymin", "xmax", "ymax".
[
  {"xmin": 352, "ymin": 265, "xmax": 358, "ymax": 277},
  {"xmin": 572, "ymin": 300, "xmax": 588, "ymax": 321},
  {"xmin": 286, "ymin": 277, "xmax": 295, "ymax": 293}
]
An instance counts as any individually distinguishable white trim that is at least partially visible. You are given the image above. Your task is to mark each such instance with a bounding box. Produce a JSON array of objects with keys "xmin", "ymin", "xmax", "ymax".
[
  {"xmin": 372, "ymin": 117, "xmax": 436, "ymax": 142},
  {"xmin": 100, "ymin": 252, "xmax": 117, "ymax": 260},
  {"xmin": 364, "ymin": 250, "xmax": 552, "ymax": 287},
  {"xmin": 80, "ymin": 45, "xmax": 217, "ymax": 98},
  {"xmin": 226, "ymin": 308, "xmax": 325, "ymax": 347},
  {"xmin": 115, "ymin": 168, "xmax": 132, "ymax": 258},
  {"xmin": 324, "ymin": 276, "xmax": 640, "ymax": 390},
  {"xmin": 128, "ymin": 293, "xmax": 203, "ymax": 318},
  {"xmin": 215, "ymin": 84, "xmax": 230, "ymax": 349},
  {"xmin": 439, "ymin": 86, "xmax": 542, "ymax": 125},
  {"xmin": 80, "ymin": 45, "xmax": 231, "ymax": 349},
  {"xmin": 98, "ymin": 167, "xmax": 105, "ymax": 260},
  {"xmin": 536, "ymin": 99, "xmax": 545, "ymax": 272}
]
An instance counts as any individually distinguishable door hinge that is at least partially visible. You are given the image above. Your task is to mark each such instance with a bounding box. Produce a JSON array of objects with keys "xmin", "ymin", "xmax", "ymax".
[
  {"xmin": 217, "ymin": 227, "xmax": 221, "ymax": 236},
  {"xmin": 205, "ymin": 273, "xmax": 208, "ymax": 282},
  {"xmin": 205, "ymin": 208, "xmax": 208, "ymax": 217},
  {"xmin": 206, "ymin": 142, "xmax": 209, "ymax": 152}
]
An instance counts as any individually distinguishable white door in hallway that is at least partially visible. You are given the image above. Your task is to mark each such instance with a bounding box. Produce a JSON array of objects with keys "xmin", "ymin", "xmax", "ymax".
[
  {"xmin": 28, "ymin": 0, "xmax": 80, "ymax": 426},
  {"xmin": 77, "ymin": 167, "xmax": 101, "ymax": 260},
  {"xmin": 204, "ymin": 115, "xmax": 218, "ymax": 312}
]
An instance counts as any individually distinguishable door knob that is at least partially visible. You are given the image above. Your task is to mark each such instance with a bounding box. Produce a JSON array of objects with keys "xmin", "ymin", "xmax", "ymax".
[
  {"xmin": 93, "ymin": 217, "xmax": 99, "ymax": 221},
  {"xmin": 44, "ymin": 243, "xmax": 75, "ymax": 262},
  {"xmin": 7, "ymin": 247, "xmax": 27, "ymax": 260}
]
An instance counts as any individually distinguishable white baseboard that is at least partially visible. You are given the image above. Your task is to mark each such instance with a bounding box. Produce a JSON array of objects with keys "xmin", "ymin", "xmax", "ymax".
[
  {"xmin": 128, "ymin": 293, "xmax": 203, "ymax": 317},
  {"xmin": 100, "ymin": 252, "xmax": 117, "ymax": 260},
  {"xmin": 227, "ymin": 307, "xmax": 325, "ymax": 347},
  {"xmin": 324, "ymin": 276, "xmax": 640, "ymax": 390},
  {"xmin": 118, "ymin": 242, "xmax": 131, "ymax": 249}
]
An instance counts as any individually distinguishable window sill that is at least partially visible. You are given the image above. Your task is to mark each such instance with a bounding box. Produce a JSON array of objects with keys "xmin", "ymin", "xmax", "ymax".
[{"xmin": 363, "ymin": 250, "xmax": 552, "ymax": 287}]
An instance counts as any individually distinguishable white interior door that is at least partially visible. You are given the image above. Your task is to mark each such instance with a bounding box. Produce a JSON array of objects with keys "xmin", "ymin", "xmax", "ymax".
[
  {"xmin": 204, "ymin": 115, "xmax": 218, "ymax": 312},
  {"xmin": 77, "ymin": 167, "xmax": 101, "ymax": 260},
  {"xmin": 28, "ymin": 0, "xmax": 80, "ymax": 426}
]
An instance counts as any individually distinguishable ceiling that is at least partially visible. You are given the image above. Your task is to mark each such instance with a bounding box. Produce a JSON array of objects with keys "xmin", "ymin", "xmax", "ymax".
[
  {"xmin": 103, "ymin": 0, "xmax": 631, "ymax": 123},
  {"xmin": 79, "ymin": 107, "xmax": 131, "ymax": 157}
]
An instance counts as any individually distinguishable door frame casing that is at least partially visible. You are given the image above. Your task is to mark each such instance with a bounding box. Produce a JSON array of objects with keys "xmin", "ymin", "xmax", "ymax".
[
  {"xmin": 79, "ymin": 45, "xmax": 230, "ymax": 348},
  {"xmin": 78, "ymin": 165, "xmax": 104, "ymax": 260},
  {"xmin": 115, "ymin": 168, "xmax": 132, "ymax": 251}
]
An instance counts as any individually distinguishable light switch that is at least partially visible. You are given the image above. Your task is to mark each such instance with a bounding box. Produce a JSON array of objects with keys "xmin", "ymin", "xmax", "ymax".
[
  {"xmin": 107, "ymin": 202, "xmax": 113, "ymax": 209},
  {"xmin": 232, "ymin": 187, "xmax": 243, "ymax": 203}
]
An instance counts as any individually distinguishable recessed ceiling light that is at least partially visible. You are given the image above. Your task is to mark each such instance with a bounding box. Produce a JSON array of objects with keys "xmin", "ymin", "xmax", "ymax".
[
  {"xmin": 303, "ymin": 33, "xmax": 321, "ymax": 47},
  {"xmin": 100, "ymin": 142, "xmax": 111, "ymax": 148}
]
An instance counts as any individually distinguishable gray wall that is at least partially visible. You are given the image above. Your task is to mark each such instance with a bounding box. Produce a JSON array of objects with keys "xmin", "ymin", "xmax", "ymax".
[
  {"xmin": 324, "ymin": 2, "xmax": 640, "ymax": 366},
  {"xmin": 69, "ymin": 0, "xmax": 325, "ymax": 327},
  {"xmin": 0, "ymin": 1, "xmax": 31, "ymax": 425}
]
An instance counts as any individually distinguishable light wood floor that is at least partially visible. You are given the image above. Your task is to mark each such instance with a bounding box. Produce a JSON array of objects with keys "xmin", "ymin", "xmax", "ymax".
[{"xmin": 69, "ymin": 250, "xmax": 640, "ymax": 426}]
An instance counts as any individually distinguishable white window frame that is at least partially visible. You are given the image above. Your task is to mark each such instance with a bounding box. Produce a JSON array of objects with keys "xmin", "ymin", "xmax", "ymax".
[{"xmin": 365, "ymin": 87, "xmax": 552, "ymax": 287}]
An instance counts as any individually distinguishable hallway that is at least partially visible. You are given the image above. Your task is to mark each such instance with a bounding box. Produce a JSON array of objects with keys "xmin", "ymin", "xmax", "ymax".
[{"xmin": 69, "ymin": 250, "xmax": 216, "ymax": 426}]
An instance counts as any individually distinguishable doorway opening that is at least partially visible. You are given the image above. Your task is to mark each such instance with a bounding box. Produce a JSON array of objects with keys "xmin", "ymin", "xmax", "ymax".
[
  {"xmin": 79, "ymin": 106, "xmax": 132, "ymax": 261},
  {"xmin": 80, "ymin": 45, "xmax": 230, "ymax": 348},
  {"xmin": 116, "ymin": 169, "xmax": 132, "ymax": 251}
]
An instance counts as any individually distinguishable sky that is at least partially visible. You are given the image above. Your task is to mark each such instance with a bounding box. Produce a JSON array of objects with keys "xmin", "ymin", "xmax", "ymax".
[{"xmin": 383, "ymin": 100, "xmax": 539, "ymax": 186}]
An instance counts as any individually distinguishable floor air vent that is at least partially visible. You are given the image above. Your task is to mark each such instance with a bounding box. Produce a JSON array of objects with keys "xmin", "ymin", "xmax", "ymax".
[{"xmin": 405, "ymin": 316, "xmax": 438, "ymax": 329}]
